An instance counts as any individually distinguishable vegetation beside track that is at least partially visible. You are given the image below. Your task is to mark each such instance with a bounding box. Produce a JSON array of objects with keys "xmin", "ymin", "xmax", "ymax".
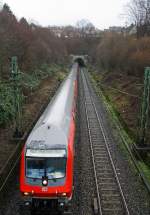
[
  {"xmin": 0, "ymin": 64, "xmax": 67, "ymax": 127},
  {"xmin": 0, "ymin": 65, "xmax": 67, "ymax": 170},
  {"xmin": 89, "ymin": 69, "xmax": 150, "ymax": 189}
]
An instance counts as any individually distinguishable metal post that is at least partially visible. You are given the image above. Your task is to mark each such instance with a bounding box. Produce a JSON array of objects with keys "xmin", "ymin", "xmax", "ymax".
[
  {"xmin": 139, "ymin": 67, "xmax": 150, "ymax": 147},
  {"xmin": 11, "ymin": 56, "xmax": 23, "ymax": 137}
]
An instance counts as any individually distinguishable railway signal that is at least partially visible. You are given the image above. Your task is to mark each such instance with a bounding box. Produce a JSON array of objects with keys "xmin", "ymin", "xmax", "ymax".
[{"xmin": 11, "ymin": 56, "xmax": 23, "ymax": 137}]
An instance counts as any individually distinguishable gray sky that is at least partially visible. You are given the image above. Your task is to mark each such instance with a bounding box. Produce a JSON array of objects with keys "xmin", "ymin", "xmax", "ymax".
[{"xmin": 3, "ymin": 0, "xmax": 129, "ymax": 29}]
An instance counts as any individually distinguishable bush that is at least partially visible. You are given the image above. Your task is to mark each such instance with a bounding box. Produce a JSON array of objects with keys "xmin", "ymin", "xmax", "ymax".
[
  {"xmin": 21, "ymin": 72, "xmax": 40, "ymax": 91},
  {"xmin": 0, "ymin": 64, "xmax": 65, "ymax": 126},
  {"xmin": 96, "ymin": 33, "xmax": 150, "ymax": 77},
  {"xmin": 0, "ymin": 82, "xmax": 15, "ymax": 125}
]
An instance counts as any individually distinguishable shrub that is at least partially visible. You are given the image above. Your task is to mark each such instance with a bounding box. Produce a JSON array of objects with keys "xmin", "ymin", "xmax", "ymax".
[
  {"xmin": 0, "ymin": 82, "xmax": 15, "ymax": 125},
  {"xmin": 96, "ymin": 33, "xmax": 150, "ymax": 77}
]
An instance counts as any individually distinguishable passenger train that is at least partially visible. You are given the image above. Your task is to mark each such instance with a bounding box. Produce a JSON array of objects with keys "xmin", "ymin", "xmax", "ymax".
[{"xmin": 20, "ymin": 63, "xmax": 78, "ymax": 214}]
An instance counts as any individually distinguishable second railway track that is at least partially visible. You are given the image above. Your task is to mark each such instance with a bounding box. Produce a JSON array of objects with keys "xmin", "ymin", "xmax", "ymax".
[{"xmin": 80, "ymin": 68, "xmax": 130, "ymax": 215}]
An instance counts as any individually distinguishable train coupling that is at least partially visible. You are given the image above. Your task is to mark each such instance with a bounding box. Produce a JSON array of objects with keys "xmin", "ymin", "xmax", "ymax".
[
  {"xmin": 58, "ymin": 198, "xmax": 71, "ymax": 212},
  {"xmin": 22, "ymin": 195, "xmax": 32, "ymax": 207}
]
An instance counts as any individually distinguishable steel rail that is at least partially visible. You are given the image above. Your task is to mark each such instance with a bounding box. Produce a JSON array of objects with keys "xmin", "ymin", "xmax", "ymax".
[
  {"xmin": 84, "ymin": 101, "xmax": 103, "ymax": 215},
  {"xmin": 0, "ymin": 153, "xmax": 21, "ymax": 193},
  {"xmin": 81, "ymin": 69, "xmax": 130, "ymax": 215},
  {"xmin": 79, "ymin": 70, "xmax": 102, "ymax": 214},
  {"xmin": 92, "ymin": 101, "xmax": 130, "ymax": 215}
]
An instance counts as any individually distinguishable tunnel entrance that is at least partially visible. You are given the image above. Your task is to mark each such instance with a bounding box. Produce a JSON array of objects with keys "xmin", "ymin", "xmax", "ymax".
[{"xmin": 74, "ymin": 58, "xmax": 86, "ymax": 67}]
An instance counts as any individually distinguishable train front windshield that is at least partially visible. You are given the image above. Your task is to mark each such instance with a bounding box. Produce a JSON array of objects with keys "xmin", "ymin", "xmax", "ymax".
[
  {"xmin": 26, "ymin": 149, "xmax": 67, "ymax": 180},
  {"xmin": 26, "ymin": 157, "xmax": 66, "ymax": 179}
]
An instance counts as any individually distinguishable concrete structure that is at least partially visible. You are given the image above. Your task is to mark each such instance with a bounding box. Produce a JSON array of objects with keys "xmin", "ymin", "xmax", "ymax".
[{"xmin": 70, "ymin": 55, "xmax": 88, "ymax": 66}]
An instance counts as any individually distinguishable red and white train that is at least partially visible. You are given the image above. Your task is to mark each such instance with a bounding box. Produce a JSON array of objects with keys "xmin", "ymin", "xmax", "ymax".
[{"xmin": 20, "ymin": 63, "xmax": 78, "ymax": 214}]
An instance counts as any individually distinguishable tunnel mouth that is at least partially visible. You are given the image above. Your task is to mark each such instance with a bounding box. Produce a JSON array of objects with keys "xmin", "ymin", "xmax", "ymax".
[{"xmin": 74, "ymin": 58, "xmax": 86, "ymax": 67}]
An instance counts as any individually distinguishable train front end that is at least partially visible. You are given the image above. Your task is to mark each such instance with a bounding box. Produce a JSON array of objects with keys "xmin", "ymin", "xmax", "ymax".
[
  {"xmin": 20, "ymin": 121, "xmax": 74, "ymax": 213},
  {"xmin": 20, "ymin": 144, "xmax": 73, "ymax": 212}
]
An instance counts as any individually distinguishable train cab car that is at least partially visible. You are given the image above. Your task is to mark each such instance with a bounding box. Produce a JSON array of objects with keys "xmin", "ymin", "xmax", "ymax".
[{"xmin": 20, "ymin": 64, "xmax": 78, "ymax": 214}]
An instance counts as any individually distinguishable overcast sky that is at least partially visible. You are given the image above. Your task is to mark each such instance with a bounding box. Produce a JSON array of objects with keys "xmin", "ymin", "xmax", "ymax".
[{"xmin": 2, "ymin": 0, "xmax": 129, "ymax": 29}]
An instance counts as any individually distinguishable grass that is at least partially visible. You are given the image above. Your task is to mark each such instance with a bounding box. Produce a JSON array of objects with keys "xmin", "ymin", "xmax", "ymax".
[{"xmin": 138, "ymin": 161, "xmax": 150, "ymax": 182}]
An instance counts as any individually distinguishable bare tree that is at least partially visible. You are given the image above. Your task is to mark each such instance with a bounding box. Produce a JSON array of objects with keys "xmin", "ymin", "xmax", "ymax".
[
  {"xmin": 76, "ymin": 19, "xmax": 95, "ymax": 37},
  {"xmin": 0, "ymin": 1, "xmax": 2, "ymax": 10},
  {"xmin": 126, "ymin": 0, "xmax": 150, "ymax": 37}
]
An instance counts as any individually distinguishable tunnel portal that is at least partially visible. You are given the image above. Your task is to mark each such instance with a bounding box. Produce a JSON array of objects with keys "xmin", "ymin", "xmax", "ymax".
[
  {"xmin": 74, "ymin": 57, "xmax": 86, "ymax": 67},
  {"xmin": 71, "ymin": 55, "xmax": 88, "ymax": 67}
]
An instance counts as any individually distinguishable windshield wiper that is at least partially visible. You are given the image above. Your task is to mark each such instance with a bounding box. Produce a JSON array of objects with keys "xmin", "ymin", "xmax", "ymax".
[{"xmin": 49, "ymin": 175, "xmax": 57, "ymax": 182}]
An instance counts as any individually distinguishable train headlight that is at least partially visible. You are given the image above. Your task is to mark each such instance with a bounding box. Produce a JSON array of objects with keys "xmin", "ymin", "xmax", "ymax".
[
  {"xmin": 42, "ymin": 176, "xmax": 48, "ymax": 186},
  {"xmin": 42, "ymin": 179, "xmax": 48, "ymax": 186},
  {"xmin": 24, "ymin": 192, "xmax": 29, "ymax": 196},
  {"xmin": 62, "ymin": 192, "xmax": 67, "ymax": 196},
  {"xmin": 58, "ymin": 192, "xmax": 67, "ymax": 197}
]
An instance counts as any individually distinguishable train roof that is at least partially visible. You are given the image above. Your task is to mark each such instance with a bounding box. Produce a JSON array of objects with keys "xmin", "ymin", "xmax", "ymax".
[{"xmin": 25, "ymin": 64, "xmax": 77, "ymax": 152}]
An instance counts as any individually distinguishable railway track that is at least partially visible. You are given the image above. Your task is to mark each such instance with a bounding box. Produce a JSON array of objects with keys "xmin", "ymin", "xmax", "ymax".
[{"xmin": 80, "ymin": 68, "xmax": 130, "ymax": 215}]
